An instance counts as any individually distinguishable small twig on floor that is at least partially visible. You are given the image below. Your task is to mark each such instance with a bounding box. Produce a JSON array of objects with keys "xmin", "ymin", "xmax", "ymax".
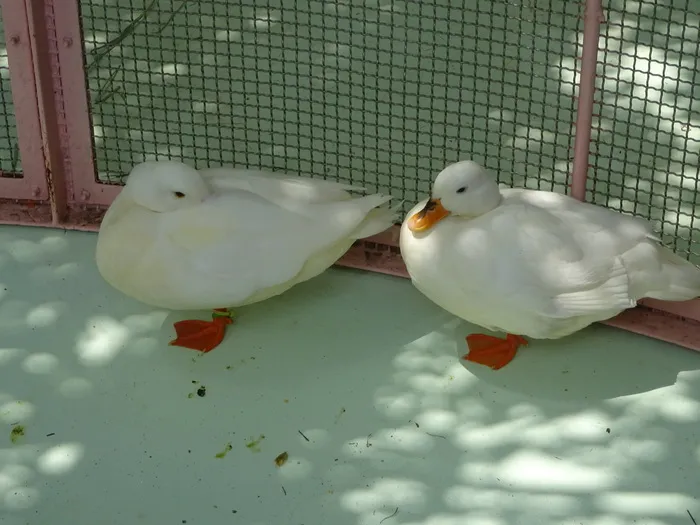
[
  {"xmin": 281, "ymin": 485, "xmax": 287, "ymax": 496},
  {"xmin": 298, "ymin": 430, "xmax": 310, "ymax": 442},
  {"xmin": 366, "ymin": 433, "xmax": 372, "ymax": 447},
  {"xmin": 426, "ymin": 432, "xmax": 446, "ymax": 439},
  {"xmin": 379, "ymin": 507, "xmax": 399, "ymax": 524},
  {"xmin": 46, "ymin": 432, "xmax": 55, "ymax": 437},
  {"xmin": 688, "ymin": 510, "xmax": 697, "ymax": 525}
]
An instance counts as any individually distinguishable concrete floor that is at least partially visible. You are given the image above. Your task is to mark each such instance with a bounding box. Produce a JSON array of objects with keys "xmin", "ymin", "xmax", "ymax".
[{"xmin": 0, "ymin": 224, "xmax": 699, "ymax": 525}]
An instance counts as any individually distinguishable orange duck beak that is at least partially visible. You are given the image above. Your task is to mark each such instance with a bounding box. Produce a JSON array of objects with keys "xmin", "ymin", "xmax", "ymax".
[{"xmin": 407, "ymin": 198, "xmax": 450, "ymax": 232}]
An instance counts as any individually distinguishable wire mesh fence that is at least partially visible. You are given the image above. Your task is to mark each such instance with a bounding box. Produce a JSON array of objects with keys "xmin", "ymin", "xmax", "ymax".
[
  {"xmin": 79, "ymin": 0, "xmax": 584, "ymax": 210},
  {"xmin": 0, "ymin": 7, "xmax": 23, "ymax": 177},
  {"xmin": 590, "ymin": 0, "xmax": 700, "ymax": 263},
  {"xmin": 4, "ymin": 0, "xmax": 700, "ymax": 265}
]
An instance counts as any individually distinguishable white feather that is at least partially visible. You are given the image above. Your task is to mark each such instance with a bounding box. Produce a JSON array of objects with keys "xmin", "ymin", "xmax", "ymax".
[
  {"xmin": 400, "ymin": 161, "xmax": 700, "ymax": 339},
  {"xmin": 96, "ymin": 161, "xmax": 396, "ymax": 310}
]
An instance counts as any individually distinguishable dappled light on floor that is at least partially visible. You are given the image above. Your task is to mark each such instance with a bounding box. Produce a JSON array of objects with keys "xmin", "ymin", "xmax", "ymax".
[
  {"xmin": 326, "ymin": 314, "xmax": 700, "ymax": 525},
  {"xmin": 2, "ymin": 210, "xmax": 700, "ymax": 523},
  {"xmin": 1, "ymin": 0, "xmax": 699, "ymax": 521},
  {"xmin": 75, "ymin": 316, "xmax": 131, "ymax": 367},
  {"xmin": 36, "ymin": 443, "xmax": 84, "ymax": 476}
]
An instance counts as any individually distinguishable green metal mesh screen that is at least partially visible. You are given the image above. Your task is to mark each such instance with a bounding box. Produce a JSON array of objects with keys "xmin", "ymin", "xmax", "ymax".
[
  {"xmin": 79, "ymin": 0, "xmax": 582, "ymax": 209},
  {"xmin": 589, "ymin": 0, "xmax": 700, "ymax": 262},
  {"xmin": 0, "ymin": 8, "xmax": 23, "ymax": 177}
]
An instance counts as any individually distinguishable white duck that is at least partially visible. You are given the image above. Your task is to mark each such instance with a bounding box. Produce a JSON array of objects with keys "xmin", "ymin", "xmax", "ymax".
[
  {"xmin": 400, "ymin": 160, "xmax": 700, "ymax": 370},
  {"xmin": 96, "ymin": 160, "xmax": 397, "ymax": 352}
]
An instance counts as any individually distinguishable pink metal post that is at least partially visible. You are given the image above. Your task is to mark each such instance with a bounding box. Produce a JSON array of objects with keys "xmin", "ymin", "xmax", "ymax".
[
  {"xmin": 569, "ymin": 0, "xmax": 603, "ymax": 201},
  {"xmin": 50, "ymin": 0, "xmax": 121, "ymax": 207},
  {"xmin": 27, "ymin": 0, "xmax": 68, "ymax": 223}
]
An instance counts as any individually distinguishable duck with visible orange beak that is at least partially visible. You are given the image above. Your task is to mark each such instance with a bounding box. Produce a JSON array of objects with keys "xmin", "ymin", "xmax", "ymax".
[
  {"xmin": 400, "ymin": 160, "xmax": 700, "ymax": 370},
  {"xmin": 400, "ymin": 160, "xmax": 523, "ymax": 370}
]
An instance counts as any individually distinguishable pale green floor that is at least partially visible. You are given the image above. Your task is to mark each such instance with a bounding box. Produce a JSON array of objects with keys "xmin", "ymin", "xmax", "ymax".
[{"xmin": 0, "ymin": 224, "xmax": 699, "ymax": 525}]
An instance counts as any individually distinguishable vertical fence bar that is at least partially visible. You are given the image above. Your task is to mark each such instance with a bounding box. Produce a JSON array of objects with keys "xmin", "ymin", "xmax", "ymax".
[
  {"xmin": 26, "ymin": 0, "xmax": 68, "ymax": 222},
  {"xmin": 570, "ymin": 0, "xmax": 603, "ymax": 201},
  {"xmin": 52, "ymin": 0, "xmax": 121, "ymax": 208}
]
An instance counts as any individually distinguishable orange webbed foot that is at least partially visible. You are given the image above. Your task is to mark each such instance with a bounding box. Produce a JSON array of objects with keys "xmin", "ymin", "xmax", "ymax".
[
  {"xmin": 462, "ymin": 333, "xmax": 528, "ymax": 370},
  {"xmin": 169, "ymin": 308, "xmax": 234, "ymax": 353}
]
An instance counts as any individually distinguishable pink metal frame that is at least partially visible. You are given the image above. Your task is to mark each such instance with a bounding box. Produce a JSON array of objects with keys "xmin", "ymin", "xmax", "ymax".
[
  {"xmin": 50, "ymin": 0, "xmax": 120, "ymax": 208},
  {"xmin": 0, "ymin": 0, "xmax": 119, "ymax": 228},
  {"xmin": 0, "ymin": 0, "xmax": 48, "ymax": 200},
  {"xmin": 1, "ymin": 0, "xmax": 700, "ymax": 351}
]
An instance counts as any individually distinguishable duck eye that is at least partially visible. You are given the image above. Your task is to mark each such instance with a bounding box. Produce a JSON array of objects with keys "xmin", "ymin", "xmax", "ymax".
[
  {"xmin": 456, "ymin": 186, "xmax": 467, "ymax": 194},
  {"xmin": 174, "ymin": 191, "xmax": 185, "ymax": 198}
]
